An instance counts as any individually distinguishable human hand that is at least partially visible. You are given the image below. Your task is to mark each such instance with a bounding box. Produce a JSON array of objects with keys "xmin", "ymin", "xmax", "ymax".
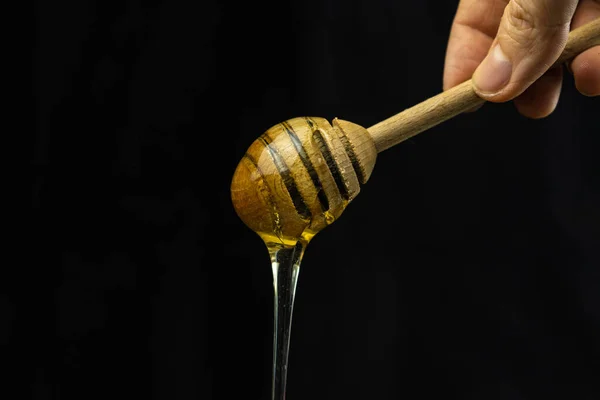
[{"xmin": 443, "ymin": 0, "xmax": 600, "ymax": 118}]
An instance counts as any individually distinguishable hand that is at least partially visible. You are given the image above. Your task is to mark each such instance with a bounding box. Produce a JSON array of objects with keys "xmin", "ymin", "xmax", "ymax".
[{"xmin": 443, "ymin": 0, "xmax": 600, "ymax": 118}]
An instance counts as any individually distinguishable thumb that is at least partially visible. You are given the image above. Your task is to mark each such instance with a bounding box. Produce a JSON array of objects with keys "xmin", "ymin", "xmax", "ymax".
[{"xmin": 472, "ymin": 0, "xmax": 579, "ymax": 102}]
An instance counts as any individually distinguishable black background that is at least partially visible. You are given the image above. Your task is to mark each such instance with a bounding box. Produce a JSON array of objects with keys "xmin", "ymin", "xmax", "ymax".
[{"xmin": 24, "ymin": 0, "xmax": 599, "ymax": 399}]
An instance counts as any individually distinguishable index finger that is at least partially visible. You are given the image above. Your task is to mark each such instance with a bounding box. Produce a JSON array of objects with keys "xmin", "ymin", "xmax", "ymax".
[{"xmin": 443, "ymin": 0, "xmax": 508, "ymax": 91}]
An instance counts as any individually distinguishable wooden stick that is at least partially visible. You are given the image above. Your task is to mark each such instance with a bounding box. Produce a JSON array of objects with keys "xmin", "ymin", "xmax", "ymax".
[{"xmin": 368, "ymin": 18, "xmax": 600, "ymax": 153}]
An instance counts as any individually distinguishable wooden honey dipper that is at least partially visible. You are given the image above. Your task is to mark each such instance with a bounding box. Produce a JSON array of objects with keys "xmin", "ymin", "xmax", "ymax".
[{"xmin": 231, "ymin": 19, "xmax": 600, "ymax": 247}]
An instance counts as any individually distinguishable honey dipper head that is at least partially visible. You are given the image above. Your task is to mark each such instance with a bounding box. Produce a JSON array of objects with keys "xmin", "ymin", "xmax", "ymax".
[{"xmin": 231, "ymin": 116, "xmax": 377, "ymax": 247}]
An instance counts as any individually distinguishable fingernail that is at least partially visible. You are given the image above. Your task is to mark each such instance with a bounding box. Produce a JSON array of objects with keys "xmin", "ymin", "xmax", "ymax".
[{"xmin": 473, "ymin": 44, "xmax": 512, "ymax": 94}]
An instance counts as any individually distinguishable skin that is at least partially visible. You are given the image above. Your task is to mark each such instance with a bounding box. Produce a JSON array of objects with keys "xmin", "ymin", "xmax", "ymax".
[{"xmin": 443, "ymin": 0, "xmax": 600, "ymax": 119}]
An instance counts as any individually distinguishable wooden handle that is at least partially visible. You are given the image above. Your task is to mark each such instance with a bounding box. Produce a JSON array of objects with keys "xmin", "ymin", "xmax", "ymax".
[{"xmin": 368, "ymin": 18, "xmax": 600, "ymax": 153}]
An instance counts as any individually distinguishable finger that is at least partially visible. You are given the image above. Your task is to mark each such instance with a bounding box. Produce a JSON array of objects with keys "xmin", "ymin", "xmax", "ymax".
[
  {"xmin": 570, "ymin": 3, "xmax": 600, "ymax": 96},
  {"xmin": 572, "ymin": 47, "xmax": 600, "ymax": 96},
  {"xmin": 472, "ymin": 0, "xmax": 579, "ymax": 102},
  {"xmin": 513, "ymin": 66, "xmax": 563, "ymax": 118},
  {"xmin": 443, "ymin": 0, "xmax": 508, "ymax": 91}
]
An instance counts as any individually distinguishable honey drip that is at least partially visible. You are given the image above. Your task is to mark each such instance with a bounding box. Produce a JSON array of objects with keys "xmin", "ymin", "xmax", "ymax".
[
  {"xmin": 266, "ymin": 240, "xmax": 304, "ymax": 400},
  {"xmin": 230, "ymin": 117, "xmax": 368, "ymax": 399},
  {"xmin": 262, "ymin": 202, "xmax": 347, "ymax": 400}
]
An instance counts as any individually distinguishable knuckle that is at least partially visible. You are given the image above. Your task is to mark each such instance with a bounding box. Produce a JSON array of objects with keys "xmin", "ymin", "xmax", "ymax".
[
  {"xmin": 506, "ymin": 0, "xmax": 570, "ymax": 30},
  {"xmin": 507, "ymin": 0, "xmax": 538, "ymax": 34},
  {"xmin": 503, "ymin": 0, "xmax": 570, "ymax": 48}
]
